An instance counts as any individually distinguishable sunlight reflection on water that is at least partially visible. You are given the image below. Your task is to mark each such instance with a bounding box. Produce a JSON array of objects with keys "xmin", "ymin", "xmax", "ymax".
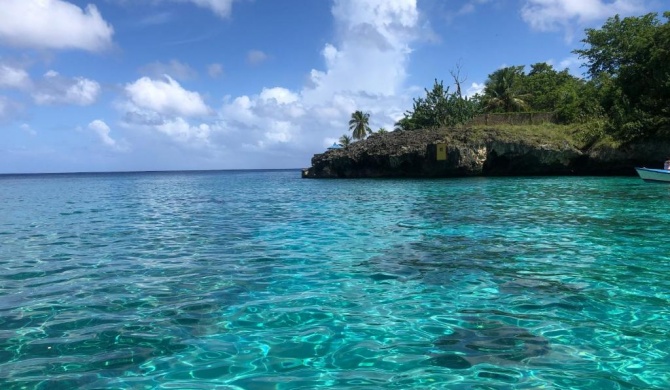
[{"xmin": 0, "ymin": 172, "xmax": 669, "ymax": 389}]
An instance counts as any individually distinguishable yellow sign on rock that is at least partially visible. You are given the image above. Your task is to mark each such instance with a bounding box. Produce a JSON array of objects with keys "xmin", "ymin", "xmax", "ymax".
[{"xmin": 436, "ymin": 143, "xmax": 447, "ymax": 161}]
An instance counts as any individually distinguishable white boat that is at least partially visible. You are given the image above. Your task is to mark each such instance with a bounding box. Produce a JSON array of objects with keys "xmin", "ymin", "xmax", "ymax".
[{"xmin": 635, "ymin": 167, "xmax": 670, "ymax": 183}]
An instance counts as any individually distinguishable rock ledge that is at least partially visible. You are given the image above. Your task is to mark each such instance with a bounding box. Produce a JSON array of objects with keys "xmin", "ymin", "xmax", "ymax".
[{"xmin": 302, "ymin": 128, "xmax": 669, "ymax": 178}]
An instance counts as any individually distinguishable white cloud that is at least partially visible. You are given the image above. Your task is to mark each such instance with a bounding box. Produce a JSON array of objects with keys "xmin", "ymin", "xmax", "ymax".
[
  {"xmin": 88, "ymin": 119, "xmax": 128, "ymax": 151},
  {"xmin": 302, "ymin": 0, "xmax": 420, "ymax": 102},
  {"xmin": 120, "ymin": 77, "xmax": 215, "ymax": 148},
  {"xmin": 121, "ymin": 112, "xmax": 215, "ymax": 147},
  {"xmin": 0, "ymin": 0, "xmax": 113, "ymax": 52},
  {"xmin": 125, "ymin": 75, "xmax": 210, "ymax": 117},
  {"xmin": 537, "ymin": 56, "xmax": 582, "ymax": 76},
  {"xmin": 222, "ymin": 95, "xmax": 256, "ymax": 124},
  {"xmin": 521, "ymin": 0, "xmax": 646, "ymax": 38},
  {"xmin": 558, "ymin": 55, "xmax": 581, "ymax": 71},
  {"xmin": 466, "ymin": 82, "xmax": 485, "ymax": 97},
  {"xmin": 0, "ymin": 65, "xmax": 101, "ymax": 107},
  {"xmin": 212, "ymin": 0, "xmax": 422, "ymax": 156},
  {"xmin": 33, "ymin": 71, "xmax": 101, "ymax": 106},
  {"xmin": 154, "ymin": 117, "xmax": 212, "ymax": 145},
  {"xmin": 0, "ymin": 95, "xmax": 22, "ymax": 122},
  {"xmin": 0, "ymin": 64, "xmax": 31, "ymax": 90},
  {"xmin": 259, "ymin": 87, "xmax": 300, "ymax": 105},
  {"xmin": 263, "ymin": 121, "xmax": 293, "ymax": 143},
  {"xmin": 117, "ymin": 0, "xmax": 422, "ymax": 166},
  {"xmin": 88, "ymin": 119, "xmax": 112, "ymax": 142},
  {"xmin": 247, "ymin": 50, "xmax": 269, "ymax": 65},
  {"xmin": 174, "ymin": 0, "xmax": 236, "ymax": 18},
  {"xmin": 139, "ymin": 60, "xmax": 198, "ymax": 81},
  {"xmin": 207, "ymin": 63, "xmax": 224, "ymax": 78}
]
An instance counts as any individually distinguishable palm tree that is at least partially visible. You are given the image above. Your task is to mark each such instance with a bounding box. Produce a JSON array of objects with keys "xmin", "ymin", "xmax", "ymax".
[
  {"xmin": 349, "ymin": 110, "xmax": 372, "ymax": 140},
  {"xmin": 483, "ymin": 66, "xmax": 530, "ymax": 112},
  {"xmin": 394, "ymin": 116, "xmax": 413, "ymax": 131},
  {"xmin": 339, "ymin": 134, "xmax": 352, "ymax": 147},
  {"xmin": 377, "ymin": 127, "xmax": 388, "ymax": 134}
]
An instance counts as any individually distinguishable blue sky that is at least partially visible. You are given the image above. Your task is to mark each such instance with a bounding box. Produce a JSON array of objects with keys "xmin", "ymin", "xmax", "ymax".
[{"xmin": 0, "ymin": 0, "xmax": 665, "ymax": 173}]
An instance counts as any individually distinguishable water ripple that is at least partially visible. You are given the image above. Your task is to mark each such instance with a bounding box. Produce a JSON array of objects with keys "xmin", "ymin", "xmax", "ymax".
[{"xmin": 0, "ymin": 172, "xmax": 669, "ymax": 389}]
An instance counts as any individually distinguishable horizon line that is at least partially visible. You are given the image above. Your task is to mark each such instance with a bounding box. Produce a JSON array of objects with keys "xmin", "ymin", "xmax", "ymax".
[{"xmin": 0, "ymin": 168, "xmax": 302, "ymax": 177}]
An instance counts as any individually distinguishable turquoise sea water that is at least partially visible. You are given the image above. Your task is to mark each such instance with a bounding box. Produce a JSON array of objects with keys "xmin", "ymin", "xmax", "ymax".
[{"xmin": 0, "ymin": 170, "xmax": 668, "ymax": 389}]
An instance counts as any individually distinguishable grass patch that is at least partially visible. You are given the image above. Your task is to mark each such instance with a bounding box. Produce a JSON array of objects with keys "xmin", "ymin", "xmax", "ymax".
[{"xmin": 444, "ymin": 121, "xmax": 614, "ymax": 151}]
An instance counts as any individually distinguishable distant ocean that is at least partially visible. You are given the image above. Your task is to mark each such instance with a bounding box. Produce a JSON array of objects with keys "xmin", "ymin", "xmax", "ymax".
[{"xmin": 1, "ymin": 170, "xmax": 668, "ymax": 389}]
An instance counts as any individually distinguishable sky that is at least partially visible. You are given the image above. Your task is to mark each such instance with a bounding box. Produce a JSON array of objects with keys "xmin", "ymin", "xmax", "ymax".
[{"xmin": 0, "ymin": 0, "xmax": 665, "ymax": 173}]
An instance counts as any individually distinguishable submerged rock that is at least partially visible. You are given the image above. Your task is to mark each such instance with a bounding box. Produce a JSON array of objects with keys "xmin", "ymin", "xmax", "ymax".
[
  {"xmin": 426, "ymin": 321, "xmax": 550, "ymax": 369},
  {"xmin": 302, "ymin": 128, "xmax": 670, "ymax": 178}
]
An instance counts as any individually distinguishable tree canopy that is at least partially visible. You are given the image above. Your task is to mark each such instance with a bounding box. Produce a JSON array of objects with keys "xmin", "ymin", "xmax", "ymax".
[
  {"xmin": 339, "ymin": 134, "xmax": 352, "ymax": 147},
  {"xmin": 483, "ymin": 66, "xmax": 529, "ymax": 112},
  {"xmin": 574, "ymin": 12, "xmax": 670, "ymax": 140},
  {"xmin": 394, "ymin": 79, "xmax": 481, "ymax": 131},
  {"xmin": 349, "ymin": 111, "xmax": 372, "ymax": 140},
  {"xmin": 478, "ymin": 64, "xmax": 590, "ymax": 123}
]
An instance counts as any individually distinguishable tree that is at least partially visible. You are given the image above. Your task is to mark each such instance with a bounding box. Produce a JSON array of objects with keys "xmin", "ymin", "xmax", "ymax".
[
  {"xmin": 482, "ymin": 66, "xmax": 530, "ymax": 112},
  {"xmin": 394, "ymin": 117, "xmax": 414, "ymax": 131},
  {"xmin": 377, "ymin": 127, "xmax": 388, "ymax": 134},
  {"xmin": 521, "ymin": 63, "xmax": 581, "ymax": 113},
  {"xmin": 527, "ymin": 62, "xmax": 553, "ymax": 76},
  {"xmin": 339, "ymin": 134, "xmax": 352, "ymax": 147},
  {"xmin": 349, "ymin": 110, "xmax": 372, "ymax": 140},
  {"xmin": 395, "ymin": 77, "xmax": 481, "ymax": 131},
  {"xmin": 573, "ymin": 12, "xmax": 670, "ymax": 140},
  {"xmin": 573, "ymin": 13, "xmax": 660, "ymax": 78}
]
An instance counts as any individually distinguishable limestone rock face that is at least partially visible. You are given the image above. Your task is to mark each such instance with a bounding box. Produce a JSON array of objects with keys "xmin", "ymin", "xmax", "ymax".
[{"xmin": 301, "ymin": 128, "xmax": 670, "ymax": 178}]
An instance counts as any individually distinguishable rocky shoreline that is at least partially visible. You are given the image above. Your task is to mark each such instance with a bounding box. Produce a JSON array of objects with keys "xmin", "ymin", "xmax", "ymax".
[{"xmin": 302, "ymin": 128, "xmax": 669, "ymax": 178}]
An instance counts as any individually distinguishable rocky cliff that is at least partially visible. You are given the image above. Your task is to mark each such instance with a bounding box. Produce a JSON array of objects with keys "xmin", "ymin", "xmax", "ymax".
[{"xmin": 302, "ymin": 128, "xmax": 670, "ymax": 178}]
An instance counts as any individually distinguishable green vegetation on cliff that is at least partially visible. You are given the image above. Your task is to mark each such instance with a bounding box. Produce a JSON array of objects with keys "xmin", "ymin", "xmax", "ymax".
[
  {"xmin": 574, "ymin": 12, "xmax": 670, "ymax": 141},
  {"xmin": 394, "ymin": 78, "xmax": 482, "ymax": 131},
  {"xmin": 389, "ymin": 12, "xmax": 669, "ymax": 145}
]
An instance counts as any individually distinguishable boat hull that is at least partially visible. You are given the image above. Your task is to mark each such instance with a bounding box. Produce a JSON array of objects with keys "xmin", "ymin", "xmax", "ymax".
[{"xmin": 635, "ymin": 167, "xmax": 670, "ymax": 183}]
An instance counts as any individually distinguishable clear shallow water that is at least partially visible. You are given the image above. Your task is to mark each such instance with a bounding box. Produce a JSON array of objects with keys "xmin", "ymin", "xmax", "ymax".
[{"xmin": 0, "ymin": 170, "xmax": 668, "ymax": 389}]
